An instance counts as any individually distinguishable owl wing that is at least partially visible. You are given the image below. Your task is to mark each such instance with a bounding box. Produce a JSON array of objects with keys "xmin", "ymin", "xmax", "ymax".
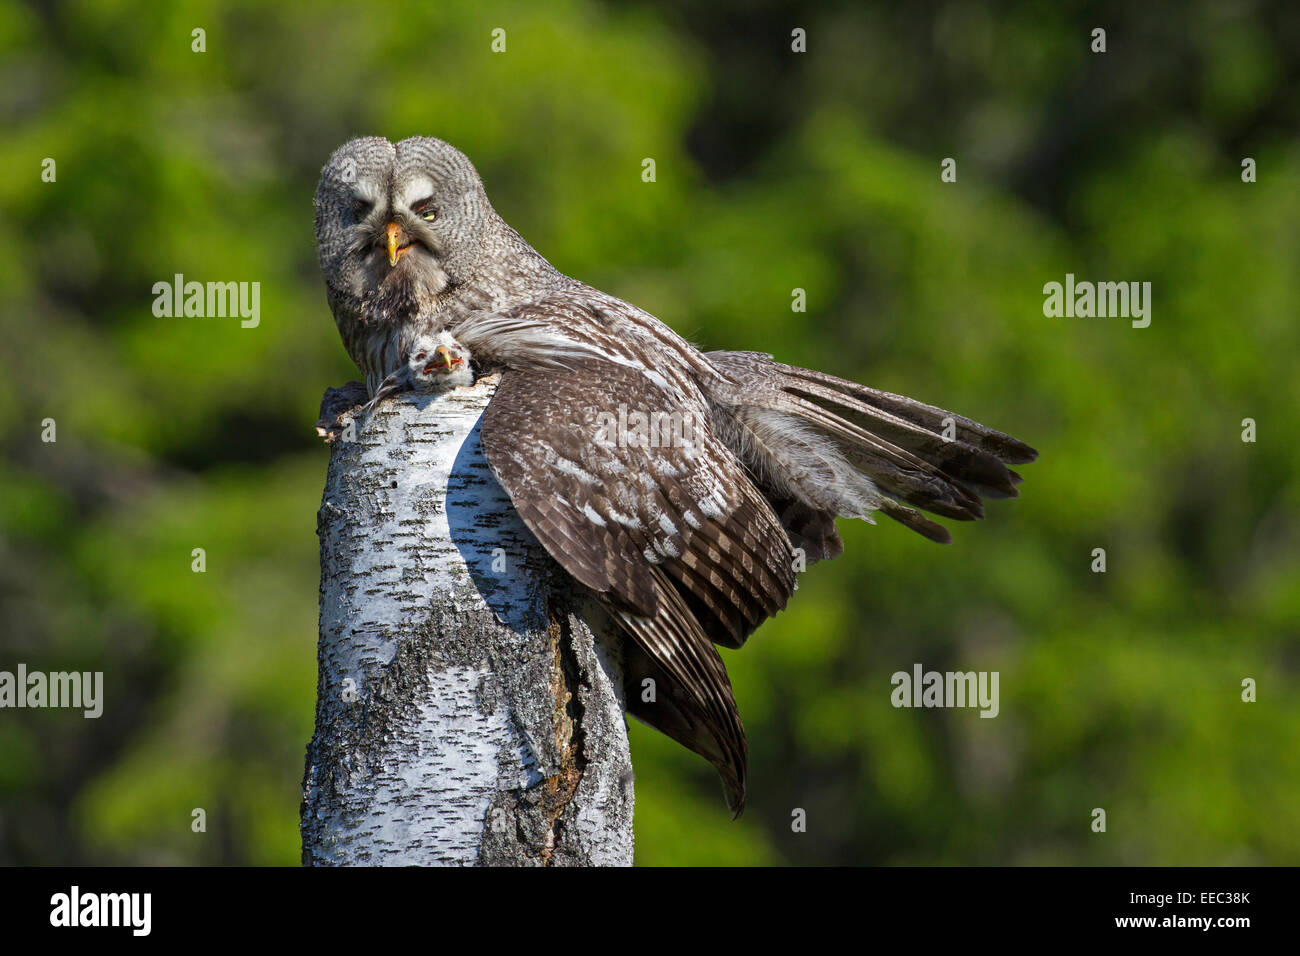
[
  {"xmin": 480, "ymin": 360, "xmax": 798, "ymax": 814},
  {"xmin": 705, "ymin": 350, "xmax": 1038, "ymax": 546}
]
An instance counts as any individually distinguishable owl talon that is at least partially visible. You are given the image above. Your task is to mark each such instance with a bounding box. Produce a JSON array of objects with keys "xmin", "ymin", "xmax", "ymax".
[
  {"xmin": 315, "ymin": 410, "xmax": 362, "ymax": 444},
  {"xmin": 317, "ymin": 381, "xmax": 369, "ymax": 444}
]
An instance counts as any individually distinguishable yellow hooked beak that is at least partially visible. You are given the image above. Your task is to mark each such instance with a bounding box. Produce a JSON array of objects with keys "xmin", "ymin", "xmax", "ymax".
[
  {"xmin": 422, "ymin": 345, "xmax": 463, "ymax": 375},
  {"xmin": 386, "ymin": 222, "xmax": 411, "ymax": 267}
]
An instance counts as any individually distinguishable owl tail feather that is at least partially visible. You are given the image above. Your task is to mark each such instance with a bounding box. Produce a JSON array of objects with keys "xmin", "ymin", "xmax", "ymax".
[
  {"xmin": 704, "ymin": 351, "xmax": 1037, "ymax": 546},
  {"xmin": 609, "ymin": 573, "xmax": 749, "ymax": 818},
  {"xmin": 623, "ymin": 640, "xmax": 747, "ymax": 817}
]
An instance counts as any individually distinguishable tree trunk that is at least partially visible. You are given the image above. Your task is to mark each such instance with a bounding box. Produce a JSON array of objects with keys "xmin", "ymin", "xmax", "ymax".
[{"xmin": 301, "ymin": 378, "xmax": 635, "ymax": 866}]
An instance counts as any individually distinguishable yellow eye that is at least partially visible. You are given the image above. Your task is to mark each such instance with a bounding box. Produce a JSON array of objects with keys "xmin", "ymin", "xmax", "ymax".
[{"xmin": 412, "ymin": 197, "xmax": 437, "ymax": 221}]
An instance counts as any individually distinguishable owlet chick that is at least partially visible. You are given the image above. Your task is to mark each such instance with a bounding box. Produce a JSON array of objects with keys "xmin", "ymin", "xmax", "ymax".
[{"xmin": 363, "ymin": 330, "xmax": 474, "ymax": 414}]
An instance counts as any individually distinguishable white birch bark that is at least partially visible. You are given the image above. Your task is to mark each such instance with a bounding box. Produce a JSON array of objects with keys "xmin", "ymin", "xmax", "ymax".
[{"xmin": 301, "ymin": 378, "xmax": 635, "ymax": 866}]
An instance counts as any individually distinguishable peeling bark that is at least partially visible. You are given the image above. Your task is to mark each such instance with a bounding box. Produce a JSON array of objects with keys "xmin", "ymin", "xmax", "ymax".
[{"xmin": 301, "ymin": 377, "xmax": 635, "ymax": 866}]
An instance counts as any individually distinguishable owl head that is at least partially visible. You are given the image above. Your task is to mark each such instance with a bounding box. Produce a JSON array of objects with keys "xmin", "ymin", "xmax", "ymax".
[{"xmin": 314, "ymin": 137, "xmax": 493, "ymax": 329}]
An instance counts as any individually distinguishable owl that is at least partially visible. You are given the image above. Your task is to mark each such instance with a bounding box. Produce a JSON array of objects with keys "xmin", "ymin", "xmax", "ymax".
[
  {"xmin": 361, "ymin": 330, "xmax": 475, "ymax": 415},
  {"xmin": 315, "ymin": 137, "xmax": 1037, "ymax": 814}
]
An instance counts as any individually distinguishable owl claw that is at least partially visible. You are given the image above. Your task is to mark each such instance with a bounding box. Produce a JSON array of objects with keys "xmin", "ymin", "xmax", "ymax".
[
  {"xmin": 317, "ymin": 381, "xmax": 369, "ymax": 444},
  {"xmin": 315, "ymin": 412, "xmax": 360, "ymax": 444}
]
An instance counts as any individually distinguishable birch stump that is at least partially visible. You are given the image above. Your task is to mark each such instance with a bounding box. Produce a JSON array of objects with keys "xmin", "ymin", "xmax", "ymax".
[{"xmin": 301, "ymin": 377, "xmax": 635, "ymax": 866}]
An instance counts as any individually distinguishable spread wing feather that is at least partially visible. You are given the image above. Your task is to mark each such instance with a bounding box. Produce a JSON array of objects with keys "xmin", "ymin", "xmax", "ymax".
[
  {"xmin": 480, "ymin": 360, "xmax": 798, "ymax": 814},
  {"xmin": 705, "ymin": 350, "xmax": 1037, "ymax": 545}
]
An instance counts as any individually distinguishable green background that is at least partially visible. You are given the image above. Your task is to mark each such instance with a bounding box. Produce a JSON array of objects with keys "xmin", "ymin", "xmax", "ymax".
[{"xmin": 1, "ymin": 0, "xmax": 1297, "ymax": 865}]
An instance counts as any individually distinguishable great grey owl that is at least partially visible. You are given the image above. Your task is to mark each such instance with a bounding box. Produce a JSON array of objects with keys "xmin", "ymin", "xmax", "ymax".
[{"xmin": 315, "ymin": 136, "xmax": 1037, "ymax": 815}]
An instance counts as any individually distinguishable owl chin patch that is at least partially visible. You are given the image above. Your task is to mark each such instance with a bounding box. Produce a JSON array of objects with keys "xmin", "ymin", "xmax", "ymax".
[{"xmin": 361, "ymin": 258, "xmax": 447, "ymax": 325}]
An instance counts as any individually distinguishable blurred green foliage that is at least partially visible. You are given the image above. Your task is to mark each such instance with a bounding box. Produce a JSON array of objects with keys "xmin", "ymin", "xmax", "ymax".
[{"xmin": 1, "ymin": 0, "xmax": 1297, "ymax": 865}]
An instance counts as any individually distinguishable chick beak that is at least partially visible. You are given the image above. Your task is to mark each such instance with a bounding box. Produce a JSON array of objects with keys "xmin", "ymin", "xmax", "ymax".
[
  {"xmin": 386, "ymin": 222, "xmax": 410, "ymax": 267},
  {"xmin": 431, "ymin": 345, "xmax": 457, "ymax": 371}
]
